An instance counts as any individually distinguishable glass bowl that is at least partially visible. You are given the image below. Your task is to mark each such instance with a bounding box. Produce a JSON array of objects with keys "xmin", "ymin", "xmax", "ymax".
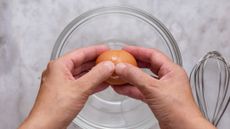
[{"xmin": 51, "ymin": 6, "xmax": 182, "ymax": 129}]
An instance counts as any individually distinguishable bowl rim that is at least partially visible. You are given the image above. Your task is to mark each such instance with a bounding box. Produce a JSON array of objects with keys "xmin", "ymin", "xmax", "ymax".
[{"xmin": 51, "ymin": 6, "xmax": 182, "ymax": 66}]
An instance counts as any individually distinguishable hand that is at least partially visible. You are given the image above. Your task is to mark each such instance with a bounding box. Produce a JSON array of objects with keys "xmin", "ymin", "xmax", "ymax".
[
  {"xmin": 112, "ymin": 46, "xmax": 216, "ymax": 129},
  {"xmin": 19, "ymin": 45, "xmax": 114, "ymax": 129}
]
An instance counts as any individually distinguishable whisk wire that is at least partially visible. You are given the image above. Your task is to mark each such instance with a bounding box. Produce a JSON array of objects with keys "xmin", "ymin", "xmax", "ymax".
[{"xmin": 190, "ymin": 51, "xmax": 230, "ymax": 127}]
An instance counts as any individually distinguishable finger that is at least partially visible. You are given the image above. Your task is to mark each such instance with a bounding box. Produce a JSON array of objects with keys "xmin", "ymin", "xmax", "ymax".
[
  {"xmin": 123, "ymin": 45, "xmax": 172, "ymax": 75},
  {"xmin": 115, "ymin": 63, "xmax": 159, "ymax": 90},
  {"xmin": 137, "ymin": 60, "xmax": 159, "ymax": 76},
  {"xmin": 74, "ymin": 71, "xmax": 88, "ymax": 79},
  {"xmin": 93, "ymin": 82, "xmax": 110, "ymax": 93},
  {"xmin": 75, "ymin": 61, "xmax": 114, "ymax": 93},
  {"xmin": 137, "ymin": 60, "xmax": 151, "ymax": 68},
  {"xmin": 112, "ymin": 85, "xmax": 145, "ymax": 100},
  {"xmin": 59, "ymin": 45, "xmax": 109, "ymax": 71},
  {"xmin": 72, "ymin": 61, "xmax": 96, "ymax": 76}
]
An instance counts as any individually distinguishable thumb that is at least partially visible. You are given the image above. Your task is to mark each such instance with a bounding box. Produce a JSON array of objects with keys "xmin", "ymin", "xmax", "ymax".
[
  {"xmin": 115, "ymin": 63, "xmax": 159, "ymax": 90},
  {"xmin": 76, "ymin": 61, "xmax": 114, "ymax": 92}
]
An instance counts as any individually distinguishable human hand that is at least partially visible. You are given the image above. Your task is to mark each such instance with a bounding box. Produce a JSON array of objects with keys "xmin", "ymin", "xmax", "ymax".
[
  {"xmin": 19, "ymin": 45, "xmax": 114, "ymax": 129},
  {"xmin": 112, "ymin": 46, "xmax": 216, "ymax": 129}
]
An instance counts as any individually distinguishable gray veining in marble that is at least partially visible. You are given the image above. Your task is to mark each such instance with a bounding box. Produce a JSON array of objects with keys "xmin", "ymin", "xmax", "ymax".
[{"xmin": 0, "ymin": 0, "xmax": 230, "ymax": 129}]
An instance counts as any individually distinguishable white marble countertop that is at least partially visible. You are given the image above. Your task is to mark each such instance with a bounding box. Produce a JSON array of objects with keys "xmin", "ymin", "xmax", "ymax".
[{"xmin": 0, "ymin": 0, "xmax": 229, "ymax": 129}]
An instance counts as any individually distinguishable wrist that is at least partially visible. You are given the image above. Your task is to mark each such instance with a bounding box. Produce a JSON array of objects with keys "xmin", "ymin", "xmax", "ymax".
[
  {"xmin": 18, "ymin": 111, "xmax": 68, "ymax": 129},
  {"xmin": 159, "ymin": 110, "xmax": 216, "ymax": 129}
]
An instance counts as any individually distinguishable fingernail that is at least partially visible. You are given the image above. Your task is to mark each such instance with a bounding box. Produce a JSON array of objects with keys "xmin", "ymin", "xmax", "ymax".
[
  {"xmin": 116, "ymin": 63, "xmax": 127, "ymax": 73},
  {"xmin": 103, "ymin": 61, "xmax": 115, "ymax": 71}
]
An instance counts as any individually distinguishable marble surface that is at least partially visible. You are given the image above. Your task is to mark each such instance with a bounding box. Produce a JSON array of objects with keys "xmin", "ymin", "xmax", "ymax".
[{"xmin": 0, "ymin": 0, "xmax": 230, "ymax": 129}]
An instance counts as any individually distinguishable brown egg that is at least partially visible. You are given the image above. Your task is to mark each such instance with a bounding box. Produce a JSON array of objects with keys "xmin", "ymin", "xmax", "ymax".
[{"xmin": 96, "ymin": 50, "xmax": 137, "ymax": 85}]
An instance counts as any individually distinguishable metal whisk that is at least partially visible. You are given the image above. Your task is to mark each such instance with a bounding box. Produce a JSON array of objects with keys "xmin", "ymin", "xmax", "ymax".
[{"xmin": 190, "ymin": 51, "xmax": 230, "ymax": 126}]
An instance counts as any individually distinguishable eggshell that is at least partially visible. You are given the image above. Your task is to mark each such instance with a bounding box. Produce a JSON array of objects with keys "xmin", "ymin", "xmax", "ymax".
[{"xmin": 96, "ymin": 50, "xmax": 137, "ymax": 85}]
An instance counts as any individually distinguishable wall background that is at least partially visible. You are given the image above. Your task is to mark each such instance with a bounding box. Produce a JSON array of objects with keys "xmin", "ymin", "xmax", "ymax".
[{"xmin": 0, "ymin": 0, "xmax": 229, "ymax": 129}]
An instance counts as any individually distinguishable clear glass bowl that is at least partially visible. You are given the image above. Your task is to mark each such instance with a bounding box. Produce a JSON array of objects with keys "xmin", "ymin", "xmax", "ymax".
[{"xmin": 51, "ymin": 6, "xmax": 182, "ymax": 129}]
